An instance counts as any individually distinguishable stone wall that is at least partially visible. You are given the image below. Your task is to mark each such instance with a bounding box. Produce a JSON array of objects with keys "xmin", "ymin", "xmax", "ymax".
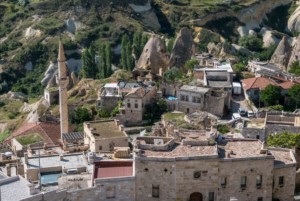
[
  {"xmin": 273, "ymin": 166, "xmax": 296, "ymax": 201},
  {"xmin": 242, "ymin": 127, "xmax": 266, "ymax": 141}
]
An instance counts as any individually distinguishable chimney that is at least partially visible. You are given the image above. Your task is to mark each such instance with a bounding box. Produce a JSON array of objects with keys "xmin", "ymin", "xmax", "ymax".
[
  {"xmin": 24, "ymin": 153, "xmax": 28, "ymax": 164},
  {"xmin": 60, "ymin": 153, "xmax": 64, "ymax": 161},
  {"xmin": 27, "ymin": 183, "xmax": 36, "ymax": 195}
]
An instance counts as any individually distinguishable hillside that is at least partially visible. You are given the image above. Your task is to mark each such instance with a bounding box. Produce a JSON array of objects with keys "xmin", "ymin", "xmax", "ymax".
[{"xmin": 0, "ymin": 0, "xmax": 300, "ymax": 131}]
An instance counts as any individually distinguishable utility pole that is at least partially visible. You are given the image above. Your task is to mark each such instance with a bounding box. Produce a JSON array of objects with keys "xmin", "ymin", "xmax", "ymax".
[{"xmin": 38, "ymin": 149, "xmax": 41, "ymax": 191}]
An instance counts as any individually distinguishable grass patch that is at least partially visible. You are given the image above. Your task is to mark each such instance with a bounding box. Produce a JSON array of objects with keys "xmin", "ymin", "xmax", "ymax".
[
  {"xmin": 0, "ymin": 131, "xmax": 11, "ymax": 143},
  {"xmin": 16, "ymin": 133, "xmax": 43, "ymax": 145},
  {"xmin": 164, "ymin": 113, "xmax": 185, "ymax": 121}
]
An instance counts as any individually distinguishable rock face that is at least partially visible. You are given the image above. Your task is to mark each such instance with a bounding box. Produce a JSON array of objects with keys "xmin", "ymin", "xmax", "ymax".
[
  {"xmin": 169, "ymin": 28, "xmax": 194, "ymax": 68},
  {"xmin": 65, "ymin": 18, "xmax": 84, "ymax": 34},
  {"xmin": 270, "ymin": 36, "xmax": 292, "ymax": 70},
  {"xmin": 41, "ymin": 58, "xmax": 82, "ymax": 86},
  {"xmin": 259, "ymin": 27, "xmax": 280, "ymax": 48},
  {"xmin": 288, "ymin": 5, "xmax": 300, "ymax": 33},
  {"xmin": 207, "ymin": 42, "xmax": 237, "ymax": 57},
  {"xmin": 24, "ymin": 27, "xmax": 42, "ymax": 39},
  {"xmin": 135, "ymin": 35, "xmax": 169, "ymax": 75},
  {"xmin": 288, "ymin": 35, "xmax": 300, "ymax": 68},
  {"xmin": 231, "ymin": 44, "xmax": 252, "ymax": 56}
]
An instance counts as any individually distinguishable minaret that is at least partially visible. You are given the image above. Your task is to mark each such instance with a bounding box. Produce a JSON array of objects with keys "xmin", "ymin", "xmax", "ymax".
[{"xmin": 56, "ymin": 40, "xmax": 69, "ymax": 140}]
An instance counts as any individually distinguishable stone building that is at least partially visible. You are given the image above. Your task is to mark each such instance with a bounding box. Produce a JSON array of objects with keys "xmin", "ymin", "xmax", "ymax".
[
  {"xmin": 134, "ymin": 137, "xmax": 296, "ymax": 201},
  {"xmin": 83, "ymin": 120, "xmax": 129, "ymax": 153},
  {"xmin": 176, "ymin": 85, "xmax": 227, "ymax": 117},
  {"xmin": 118, "ymin": 86, "xmax": 157, "ymax": 125},
  {"xmin": 242, "ymin": 112, "xmax": 300, "ymax": 141},
  {"xmin": 44, "ymin": 87, "xmax": 59, "ymax": 105}
]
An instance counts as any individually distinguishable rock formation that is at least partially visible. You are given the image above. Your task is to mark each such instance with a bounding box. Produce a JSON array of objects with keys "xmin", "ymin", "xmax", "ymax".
[
  {"xmin": 259, "ymin": 27, "xmax": 280, "ymax": 48},
  {"xmin": 169, "ymin": 28, "xmax": 194, "ymax": 68},
  {"xmin": 207, "ymin": 42, "xmax": 236, "ymax": 57},
  {"xmin": 288, "ymin": 35, "xmax": 300, "ymax": 69},
  {"xmin": 288, "ymin": 4, "xmax": 300, "ymax": 33},
  {"xmin": 270, "ymin": 36, "xmax": 292, "ymax": 70},
  {"xmin": 135, "ymin": 35, "xmax": 169, "ymax": 76}
]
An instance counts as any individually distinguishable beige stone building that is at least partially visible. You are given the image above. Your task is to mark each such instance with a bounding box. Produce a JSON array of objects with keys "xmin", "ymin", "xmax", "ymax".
[
  {"xmin": 119, "ymin": 86, "xmax": 156, "ymax": 125},
  {"xmin": 83, "ymin": 120, "xmax": 129, "ymax": 152},
  {"xmin": 134, "ymin": 136, "xmax": 296, "ymax": 201}
]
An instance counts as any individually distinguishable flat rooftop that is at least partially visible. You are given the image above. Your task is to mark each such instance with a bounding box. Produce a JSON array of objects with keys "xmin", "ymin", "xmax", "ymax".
[
  {"xmin": 245, "ymin": 118, "xmax": 265, "ymax": 128},
  {"xmin": 208, "ymin": 81, "xmax": 232, "ymax": 88},
  {"xmin": 219, "ymin": 140, "xmax": 264, "ymax": 159},
  {"xmin": 180, "ymin": 85, "xmax": 210, "ymax": 93},
  {"xmin": 58, "ymin": 173, "xmax": 91, "ymax": 191},
  {"xmin": 87, "ymin": 120, "xmax": 126, "ymax": 139},
  {"xmin": 141, "ymin": 143, "xmax": 217, "ymax": 158},
  {"xmin": 269, "ymin": 148, "xmax": 295, "ymax": 166},
  {"xmin": 0, "ymin": 176, "xmax": 31, "ymax": 201},
  {"xmin": 27, "ymin": 153, "xmax": 88, "ymax": 169},
  {"xmin": 94, "ymin": 161, "xmax": 133, "ymax": 179}
]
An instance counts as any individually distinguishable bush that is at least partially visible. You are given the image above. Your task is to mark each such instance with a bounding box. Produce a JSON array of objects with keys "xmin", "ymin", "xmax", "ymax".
[
  {"xmin": 289, "ymin": 61, "xmax": 300, "ymax": 76},
  {"xmin": 260, "ymin": 85, "xmax": 282, "ymax": 106},
  {"xmin": 97, "ymin": 109, "xmax": 110, "ymax": 118},
  {"xmin": 268, "ymin": 104, "xmax": 284, "ymax": 111},
  {"xmin": 163, "ymin": 68, "xmax": 183, "ymax": 82},
  {"xmin": 239, "ymin": 35, "xmax": 263, "ymax": 52},
  {"xmin": 267, "ymin": 132, "xmax": 300, "ymax": 148},
  {"xmin": 217, "ymin": 125, "xmax": 230, "ymax": 134},
  {"xmin": 35, "ymin": 17, "xmax": 65, "ymax": 35}
]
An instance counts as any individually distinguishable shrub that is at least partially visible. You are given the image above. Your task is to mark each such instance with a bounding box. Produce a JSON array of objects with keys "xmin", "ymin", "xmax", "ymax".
[
  {"xmin": 267, "ymin": 132, "xmax": 300, "ymax": 148},
  {"xmin": 289, "ymin": 61, "xmax": 300, "ymax": 76},
  {"xmin": 217, "ymin": 125, "xmax": 230, "ymax": 134},
  {"xmin": 239, "ymin": 35, "xmax": 263, "ymax": 52},
  {"xmin": 268, "ymin": 104, "xmax": 284, "ymax": 111}
]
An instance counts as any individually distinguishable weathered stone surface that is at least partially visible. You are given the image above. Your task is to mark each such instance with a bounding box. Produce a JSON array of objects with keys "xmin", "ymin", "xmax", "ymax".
[
  {"xmin": 270, "ymin": 36, "xmax": 292, "ymax": 70},
  {"xmin": 169, "ymin": 28, "xmax": 194, "ymax": 68},
  {"xmin": 135, "ymin": 34, "xmax": 169, "ymax": 75},
  {"xmin": 259, "ymin": 27, "xmax": 280, "ymax": 48},
  {"xmin": 288, "ymin": 4, "xmax": 300, "ymax": 33},
  {"xmin": 288, "ymin": 35, "xmax": 300, "ymax": 69}
]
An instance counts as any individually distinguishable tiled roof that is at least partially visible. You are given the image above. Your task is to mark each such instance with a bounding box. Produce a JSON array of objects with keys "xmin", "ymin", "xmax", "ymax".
[
  {"xmin": 126, "ymin": 87, "xmax": 150, "ymax": 98},
  {"xmin": 279, "ymin": 81, "xmax": 296, "ymax": 89},
  {"xmin": 241, "ymin": 77, "xmax": 277, "ymax": 91},
  {"xmin": 9, "ymin": 122, "xmax": 62, "ymax": 146}
]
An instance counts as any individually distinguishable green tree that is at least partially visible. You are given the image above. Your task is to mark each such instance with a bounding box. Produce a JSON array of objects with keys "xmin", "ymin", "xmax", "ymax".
[
  {"xmin": 81, "ymin": 46, "xmax": 97, "ymax": 78},
  {"xmin": 121, "ymin": 34, "xmax": 130, "ymax": 69},
  {"xmin": 288, "ymin": 84, "xmax": 300, "ymax": 108},
  {"xmin": 105, "ymin": 42, "xmax": 112, "ymax": 77},
  {"xmin": 163, "ymin": 68, "xmax": 183, "ymax": 82},
  {"xmin": 184, "ymin": 59, "xmax": 199, "ymax": 71},
  {"xmin": 72, "ymin": 107, "xmax": 92, "ymax": 124},
  {"xmin": 260, "ymin": 84, "xmax": 282, "ymax": 106},
  {"xmin": 238, "ymin": 35, "xmax": 263, "ymax": 52},
  {"xmin": 133, "ymin": 32, "xmax": 142, "ymax": 59},
  {"xmin": 267, "ymin": 132, "xmax": 300, "ymax": 148},
  {"xmin": 289, "ymin": 61, "xmax": 300, "ymax": 76}
]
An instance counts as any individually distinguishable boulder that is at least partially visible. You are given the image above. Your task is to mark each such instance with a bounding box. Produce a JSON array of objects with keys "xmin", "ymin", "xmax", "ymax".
[
  {"xmin": 232, "ymin": 44, "xmax": 252, "ymax": 56},
  {"xmin": 270, "ymin": 36, "xmax": 292, "ymax": 70},
  {"xmin": 25, "ymin": 27, "xmax": 42, "ymax": 39},
  {"xmin": 65, "ymin": 18, "xmax": 84, "ymax": 34},
  {"xmin": 169, "ymin": 28, "xmax": 194, "ymax": 68},
  {"xmin": 25, "ymin": 62, "xmax": 33, "ymax": 71},
  {"xmin": 135, "ymin": 34, "xmax": 169, "ymax": 75},
  {"xmin": 207, "ymin": 42, "xmax": 236, "ymax": 57}
]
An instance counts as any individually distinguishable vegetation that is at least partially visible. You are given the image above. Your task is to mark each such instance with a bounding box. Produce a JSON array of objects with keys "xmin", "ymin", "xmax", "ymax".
[
  {"xmin": 289, "ymin": 61, "xmax": 300, "ymax": 76},
  {"xmin": 16, "ymin": 133, "xmax": 43, "ymax": 145},
  {"xmin": 268, "ymin": 104, "xmax": 284, "ymax": 111},
  {"xmin": 184, "ymin": 59, "xmax": 199, "ymax": 71},
  {"xmin": 144, "ymin": 99, "xmax": 168, "ymax": 124},
  {"xmin": 0, "ymin": 131, "xmax": 11, "ymax": 143},
  {"xmin": 267, "ymin": 132, "xmax": 300, "ymax": 148},
  {"xmin": 260, "ymin": 85, "xmax": 282, "ymax": 106},
  {"xmin": 71, "ymin": 107, "xmax": 92, "ymax": 124},
  {"xmin": 163, "ymin": 68, "xmax": 183, "ymax": 83},
  {"xmin": 288, "ymin": 84, "xmax": 300, "ymax": 108},
  {"xmin": 239, "ymin": 35, "xmax": 263, "ymax": 52},
  {"xmin": 217, "ymin": 124, "xmax": 230, "ymax": 134}
]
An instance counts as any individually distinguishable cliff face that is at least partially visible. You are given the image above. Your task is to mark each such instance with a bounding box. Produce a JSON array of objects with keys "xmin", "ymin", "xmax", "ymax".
[
  {"xmin": 270, "ymin": 36, "xmax": 292, "ymax": 70},
  {"xmin": 193, "ymin": 0, "xmax": 292, "ymax": 27},
  {"xmin": 169, "ymin": 28, "xmax": 194, "ymax": 68},
  {"xmin": 288, "ymin": 36, "xmax": 300, "ymax": 69},
  {"xmin": 135, "ymin": 35, "xmax": 169, "ymax": 75}
]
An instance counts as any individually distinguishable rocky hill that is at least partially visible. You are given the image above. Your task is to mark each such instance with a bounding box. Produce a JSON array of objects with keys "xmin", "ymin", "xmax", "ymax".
[{"xmin": 1, "ymin": 0, "xmax": 300, "ymax": 131}]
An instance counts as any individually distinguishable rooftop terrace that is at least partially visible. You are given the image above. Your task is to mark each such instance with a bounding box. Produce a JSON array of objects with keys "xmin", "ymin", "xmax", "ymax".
[
  {"xmin": 86, "ymin": 120, "xmax": 127, "ymax": 140},
  {"xmin": 269, "ymin": 148, "xmax": 296, "ymax": 167}
]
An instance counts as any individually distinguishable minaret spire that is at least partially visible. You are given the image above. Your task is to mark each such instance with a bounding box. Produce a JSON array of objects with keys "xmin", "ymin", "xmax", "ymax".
[{"xmin": 56, "ymin": 39, "xmax": 69, "ymax": 141}]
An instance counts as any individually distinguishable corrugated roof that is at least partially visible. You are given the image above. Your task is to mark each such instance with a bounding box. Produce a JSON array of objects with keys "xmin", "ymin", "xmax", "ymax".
[{"xmin": 62, "ymin": 132, "xmax": 84, "ymax": 142}]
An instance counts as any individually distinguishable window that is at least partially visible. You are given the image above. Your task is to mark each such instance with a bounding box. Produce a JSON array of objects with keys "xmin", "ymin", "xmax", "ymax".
[
  {"xmin": 106, "ymin": 186, "xmax": 116, "ymax": 199},
  {"xmin": 122, "ymin": 110, "xmax": 125, "ymax": 114},
  {"xmin": 99, "ymin": 146, "xmax": 102, "ymax": 151},
  {"xmin": 208, "ymin": 192, "xmax": 214, "ymax": 201},
  {"xmin": 194, "ymin": 171, "xmax": 201, "ymax": 179},
  {"xmin": 256, "ymin": 175, "xmax": 262, "ymax": 187},
  {"xmin": 221, "ymin": 177, "xmax": 227, "ymax": 187},
  {"xmin": 152, "ymin": 185, "xmax": 159, "ymax": 198},
  {"xmin": 181, "ymin": 95, "xmax": 185, "ymax": 101},
  {"xmin": 185, "ymin": 95, "xmax": 189, "ymax": 102},
  {"xmin": 257, "ymin": 197, "xmax": 263, "ymax": 201},
  {"xmin": 135, "ymin": 103, "xmax": 138, "ymax": 108},
  {"xmin": 241, "ymin": 176, "xmax": 247, "ymax": 188},
  {"xmin": 127, "ymin": 103, "xmax": 131, "ymax": 108},
  {"xmin": 279, "ymin": 176, "xmax": 284, "ymax": 187},
  {"xmin": 256, "ymin": 135, "xmax": 260, "ymax": 139}
]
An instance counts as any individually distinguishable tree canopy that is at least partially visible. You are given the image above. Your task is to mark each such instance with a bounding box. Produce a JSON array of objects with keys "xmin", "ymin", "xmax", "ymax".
[
  {"xmin": 267, "ymin": 132, "xmax": 300, "ymax": 148},
  {"xmin": 288, "ymin": 84, "xmax": 300, "ymax": 108},
  {"xmin": 260, "ymin": 84, "xmax": 281, "ymax": 106},
  {"xmin": 238, "ymin": 35, "xmax": 263, "ymax": 52},
  {"xmin": 289, "ymin": 61, "xmax": 300, "ymax": 76}
]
